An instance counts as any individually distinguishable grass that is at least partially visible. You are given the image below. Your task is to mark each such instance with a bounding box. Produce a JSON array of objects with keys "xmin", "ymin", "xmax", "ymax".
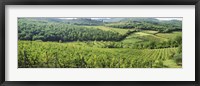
[
  {"xmin": 122, "ymin": 31, "xmax": 168, "ymax": 44},
  {"xmin": 163, "ymin": 60, "xmax": 181, "ymax": 68},
  {"xmin": 134, "ymin": 32, "xmax": 150, "ymax": 36},
  {"xmin": 83, "ymin": 26, "xmax": 130, "ymax": 35},
  {"xmin": 122, "ymin": 32, "xmax": 143, "ymax": 44},
  {"xmin": 155, "ymin": 31, "xmax": 182, "ymax": 39},
  {"xmin": 141, "ymin": 30, "xmax": 158, "ymax": 34}
]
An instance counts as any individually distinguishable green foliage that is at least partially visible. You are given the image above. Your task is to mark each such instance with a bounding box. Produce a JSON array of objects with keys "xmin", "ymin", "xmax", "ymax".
[
  {"xmin": 83, "ymin": 26, "xmax": 131, "ymax": 35},
  {"xmin": 105, "ymin": 19, "xmax": 182, "ymax": 33},
  {"xmin": 18, "ymin": 41, "xmax": 180, "ymax": 68},
  {"xmin": 122, "ymin": 31, "xmax": 182, "ymax": 49},
  {"xmin": 18, "ymin": 18, "xmax": 124, "ymax": 42},
  {"xmin": 18, "ymin": 17, "xmax": 182, "ymax": 68},
  {"xmin": 163, "ymin": 60, "xmax": 181, "ymax": 68},
  {"xmin": 173, "ymin": 53, "xmax": 182, "ymax": 66},
  {"xmin": 64, "ymin": 18, "xmax": 104, "ymax": 26}
]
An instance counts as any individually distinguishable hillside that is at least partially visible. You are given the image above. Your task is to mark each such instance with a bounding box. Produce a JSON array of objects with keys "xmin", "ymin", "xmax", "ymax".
[{"xmin": 17, "ymin": 17, "xmax": 182, "ymax": 68}]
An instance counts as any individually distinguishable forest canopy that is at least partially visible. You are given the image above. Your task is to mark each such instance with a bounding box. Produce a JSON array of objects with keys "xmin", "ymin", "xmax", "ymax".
[{"xmin": 18, "ymin": 17, "xmax": 182, "ymax": 42}]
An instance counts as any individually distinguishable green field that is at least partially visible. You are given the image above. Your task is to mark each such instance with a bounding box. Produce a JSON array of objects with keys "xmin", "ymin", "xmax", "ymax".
[
  {"xmin": 18, "ymin": 30, "xmax": 182, "ymax": 68},
  {"xmin": 122, "ymin": 31, "xmax": 163, "ymax": 44},
  {"xmin": 83, "ymin": 26, "xmax": 131, "ymax": 35},
  {"xmin": 18, "ymin": 17, "xmax": 182, "ymax": 68},
  {"xmin": 18, "ymin": 41, "xmax": 180, "ymax": 68},
  {"xmin": 156, "ymin": 31, "xmax": 182, "ymax": 39}
]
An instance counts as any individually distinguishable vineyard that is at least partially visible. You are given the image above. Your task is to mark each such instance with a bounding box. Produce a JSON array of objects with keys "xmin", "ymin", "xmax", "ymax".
[
  {"xmin": 18, "ymin": 41, "xmax": 180, "ymax": 68},
  {"xmin": 18, "ymin": 17, "xmax": 182, "ymax": 68}
]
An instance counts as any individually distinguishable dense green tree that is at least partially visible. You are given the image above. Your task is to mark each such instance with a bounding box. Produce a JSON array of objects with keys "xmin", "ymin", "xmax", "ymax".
[
  {"xmin": 105, "ymin": 19, "xmax": 181, "ymax": 33},
  {"xmin": 18, "ymin": 18, "xmax": 126, "ymax": 42}
]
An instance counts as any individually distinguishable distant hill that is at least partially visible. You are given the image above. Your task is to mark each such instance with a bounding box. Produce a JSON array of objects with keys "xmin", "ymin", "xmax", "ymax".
[
  {"xmin": 103, "ymin": 18, "xmax": 124, "ymax": 22},
  {"xmin": 18, "ymin": 17, "xmax": 181, "ymax": 26},
  {"xmin": 104, "ymin": 18, "xmax": 182, "ymax": 33},
  {"xmin": 18, "ymin": 17, "xmax": 104, "ymax": 26},
  {"xmin": 63, "ymin": 18, "xmax": 104, "ymax": 26},
  {"xmin": 120, "ymin": 18, "xmax": 160, "ymax": 24}
]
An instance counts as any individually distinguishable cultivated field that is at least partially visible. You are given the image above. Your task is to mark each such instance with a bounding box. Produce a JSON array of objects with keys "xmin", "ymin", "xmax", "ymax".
[{"xmin": 18, "ymin": 17, "xmax": 182, "ymax": 68}]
